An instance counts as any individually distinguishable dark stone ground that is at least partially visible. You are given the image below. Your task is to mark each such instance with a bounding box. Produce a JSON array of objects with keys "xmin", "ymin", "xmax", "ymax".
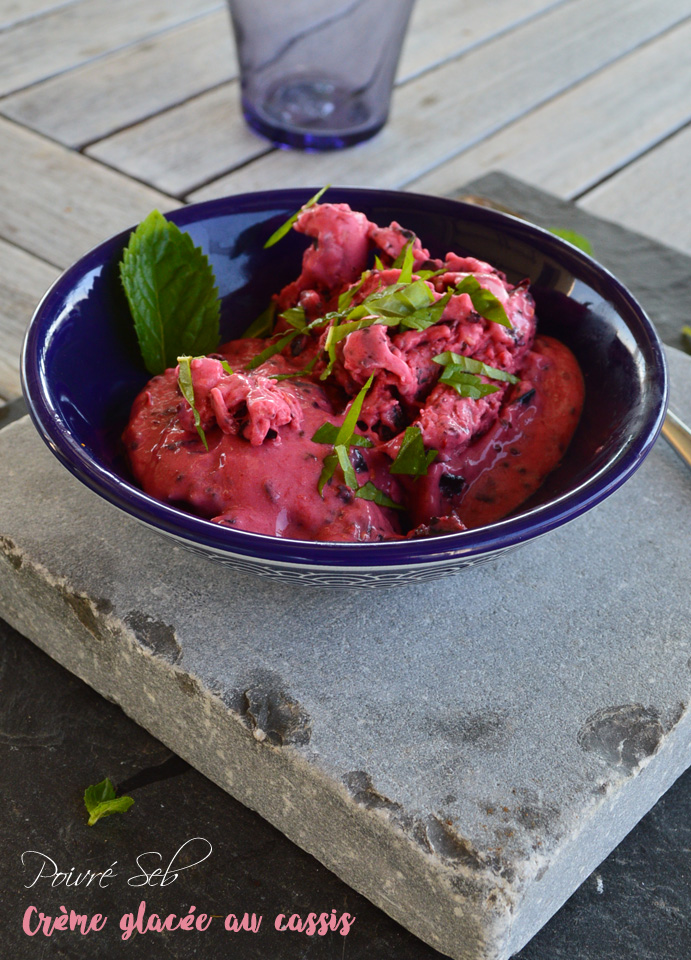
[
  {"xmin": 1, "ymin": 618, "xmax": 690, "ymax": 959},
  {"xmin": 2, "ymin": 175, "xmax": 690, "ymax": 958}
]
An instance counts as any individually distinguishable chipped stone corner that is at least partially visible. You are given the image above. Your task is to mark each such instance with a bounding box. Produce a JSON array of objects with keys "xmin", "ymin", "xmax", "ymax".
[
  {"xmin": 340, "ymin": 767, "xmax": 520, "ymax": 948},
  {"xmin": 577, "ymin": 703, "xmax": 666, "ymax": 774},
  {"xmin": 231, "ymin": 672, "xmax": 312, "ymax": 747}
]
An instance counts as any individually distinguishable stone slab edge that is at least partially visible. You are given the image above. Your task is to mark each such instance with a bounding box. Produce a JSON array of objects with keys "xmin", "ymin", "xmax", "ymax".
[{"xmin": 1, "ymin": 443, "xmax": 691, "ymax": 960}]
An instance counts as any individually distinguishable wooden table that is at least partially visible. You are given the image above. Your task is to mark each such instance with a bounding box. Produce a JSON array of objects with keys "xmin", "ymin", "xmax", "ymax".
[{"xmin": 1, "ymin": 0, "xmax": 690, "ymax": 407}]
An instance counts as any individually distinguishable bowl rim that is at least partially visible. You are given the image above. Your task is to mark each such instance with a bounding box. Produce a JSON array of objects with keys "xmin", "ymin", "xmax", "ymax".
[{"xmin": 21, "ymin": 186, "xmax": 669, "ymax": 570}]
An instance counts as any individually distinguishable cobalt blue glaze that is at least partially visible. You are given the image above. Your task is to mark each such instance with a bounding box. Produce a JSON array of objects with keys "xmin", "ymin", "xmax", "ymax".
[{"xmin": 21, "ymin": 188, "xmax": 668, "ymax": 585}]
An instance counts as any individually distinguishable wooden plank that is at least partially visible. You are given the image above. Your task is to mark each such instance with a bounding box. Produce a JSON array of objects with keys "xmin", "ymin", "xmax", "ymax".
[
  {"xmin": 578, "ymin": 123, "xmax": 691, "ymax": 258},
  {"xmin": 1, "ymin": 9, "xmax": 236, "ymax": 147},
  {"xmin": 87, "ymin": 83, "xmax": 271, "ymax": 199},
  {"xmin": 407, "ymin": 20, "xmax": 691, "ymax": 200},
  {"xmin": 187, "ymin": 0, "xmax": 690, "ymax": 202},
  {"xmin": 398, "ymin": 0, "xmax": 566, "ymax": 80},
  {"xmin": 0, "ymin": 119, "xmax": 177, "ymax": 269},
  {"xmin": 79, "ymin": 0, "xmax": 562, "ymax": 194},
  {"xmin": 0, "ymin": 0, "xmax": 81, "ymax": 30},
  {"xmin": 0, "ymin": 237, "xmax": 59, "ymax": 399},
  {"xmin": 0, "ymin": 0, "xmax": 222, "ymax": 97},
  {"xmin": 0, "ymin": 0, "xmax": 563, "ymax": 150}
]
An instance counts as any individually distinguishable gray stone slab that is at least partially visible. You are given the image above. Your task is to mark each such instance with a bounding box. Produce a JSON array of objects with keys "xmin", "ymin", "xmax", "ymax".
[
  {"xmin": 0, "ymin": 347, "xmax": 690, "ymax": 960},
  {"xmin": 457, "ymin": 173, "xmax": 691, "ymax": 353}
]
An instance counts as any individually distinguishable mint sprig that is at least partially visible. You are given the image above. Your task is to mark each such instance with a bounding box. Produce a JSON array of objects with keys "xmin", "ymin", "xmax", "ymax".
[
  {"xmin": 120, "ymin": 210, "xmax": 220, "ymax": 375},
  {"xmin": 84, "ymin": 778, "xmax": 134, "ymax": 827}
]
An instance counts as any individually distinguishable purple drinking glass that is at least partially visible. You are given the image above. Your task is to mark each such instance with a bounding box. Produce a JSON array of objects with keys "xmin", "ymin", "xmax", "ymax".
[{"xmin": 226, "ymin": 0, "xmax": 415, "ymax": 150}]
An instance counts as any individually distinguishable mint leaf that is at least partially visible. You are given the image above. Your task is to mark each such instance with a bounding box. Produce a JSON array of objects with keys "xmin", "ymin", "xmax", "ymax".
[
  {"xmin": 120, "ymin": 210, "xmax": 220, "ymax": 375},
  {"xmin": 263, "ymin": 185, "xmax": 330, "ymax": 248},
  {"xmin": 84, "ymin": 778, "xmax": 134, "ymax": 827},
  {"xmin": 354, "ymin": 481, "xmax": 404, "ymax": 510},
  {"xmin": 389, "ymin": 425, "xmax": 437, "ymax": 476},
  {"xmin": 549, "ymin": 228, "xmax": 594, "ymax": 255},
  {"xmin": 177, "ymin": 356, "xmax": 208, "ymax": 450}
]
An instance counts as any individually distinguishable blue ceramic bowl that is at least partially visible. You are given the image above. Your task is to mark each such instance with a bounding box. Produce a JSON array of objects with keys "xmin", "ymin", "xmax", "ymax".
[{"xmin": 22, "ymin": 188, "xmax": 667, "ymax": 586}]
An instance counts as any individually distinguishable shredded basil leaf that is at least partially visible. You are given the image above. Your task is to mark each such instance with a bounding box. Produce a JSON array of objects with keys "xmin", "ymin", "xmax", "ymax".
[
  {"xmin": 311, "ymin": 422, "xmax": 373, "ymax": 447},
  {"xmin": 246, "ymin": 328, "xmax": 303, "ymax": 370},
  {"xmin": 280, "ymin": 305, "xmax": 307, "ymax": 329},
  {"xmin": 453, "ymin": 275, "xmax": 511, "ymax": 327},
  {"xmin": 438, "ymin": 369, "xmax": 501, "ymax": 399},
  {"xmin": 335, "ymin": 443, "xmax": 358, "ymax": 490},
  {"xmin": 432, "ymin": 352, "xmax": 519, "ymax": 383},
  {"xmin": 389, "ymin": 425, "xmax": 437, "ymax": 476},
  {"xmin": 354, "ymin": 481, "xmax": 404, "ymax": 510},
  {"xmin": 394, "ymin": 240, "xmax": 415, "ymax": 283},
  {"xmin": 243, "ymin": 300, "xmax": 276, "ymax": 339},
  {"xmin": 177, "ymin": 355, "xmax": 209, "ymax": 450},
  {"xmin": 269, "ymin": 354, "xmax": 319, "ymax": 381},
  {"xmin": 317, "ymin": 376, "xmax": 373, "ymax": 494},
  {"xmin": 263, "ymin": 185, "xmax": 330, "ymax": 248}
]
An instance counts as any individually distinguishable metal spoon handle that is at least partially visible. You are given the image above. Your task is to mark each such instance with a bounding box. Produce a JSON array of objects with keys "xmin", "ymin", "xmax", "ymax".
[{"xmin": 661, "ymin": 410, "xmax": 691, "ymax": 470}]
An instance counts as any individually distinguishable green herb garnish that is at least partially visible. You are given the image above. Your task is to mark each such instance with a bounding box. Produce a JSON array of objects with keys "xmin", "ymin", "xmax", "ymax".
[
  {"xmin": 549, "ymin": 228, "xmax": 594, "ymax": 255},
  {"xmin": 453, "ymin": 275, "xmax": 511, "ymax": 327},
  {"xmin": 84, "ymin": 778, "xmax": 134, "ymax": 827},
  {"xmin": 243, "ymin": 300, "xmax": 276, "ymax": 339},
  {"xmin": 246, "ymin": 328, "xmax": 304, "ymax": 370},
  {"xmin": 432, "ymin": 352, "xmax": 520, "ymax": 383},
  {"xmin": 354, "ymin": 481, "xmax": 404, "ymax": 510},
  {"xmin": 177, "ymin": 355, "xmax": 208, "ymax": 450},
  {"xmin": 316, "ymin": 376, "xmax": 373, "ymax": 494},
  {"xmin": 269, "ymin": 354, "xmax": 319, "ymax": 381},
  {"xmin": 393, "ymin": 240, "xmax": 415, "ymax": 282},
  {"xmin": 389, "ymin": 425, "xmax": 437, "ymax": 476},
  {"xmin": 432, "ymin": 352, "xmax": 518, "ymax": 399},
  {"xmin": 120, "ymin": 210, "xmax": 220, "ymax": 375},
  {"xmin": 263, "ymin": 185, "xmax": 331, "ymax": 249},
  {"xmin": 311, "ymin": 422, "xmax": 373, "ymax": 447}
]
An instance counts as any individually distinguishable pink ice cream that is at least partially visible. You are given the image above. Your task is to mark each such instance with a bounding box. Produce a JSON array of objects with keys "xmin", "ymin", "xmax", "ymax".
[{"xmin": 123, "ymin": 203, "xmax": 584, "ymax": 542}]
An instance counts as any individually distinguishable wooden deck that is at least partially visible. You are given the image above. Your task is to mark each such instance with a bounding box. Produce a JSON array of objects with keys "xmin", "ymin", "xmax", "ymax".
[{"xmin": 1, "ymin": 0, "xmax": 690, "ymax": 401}]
